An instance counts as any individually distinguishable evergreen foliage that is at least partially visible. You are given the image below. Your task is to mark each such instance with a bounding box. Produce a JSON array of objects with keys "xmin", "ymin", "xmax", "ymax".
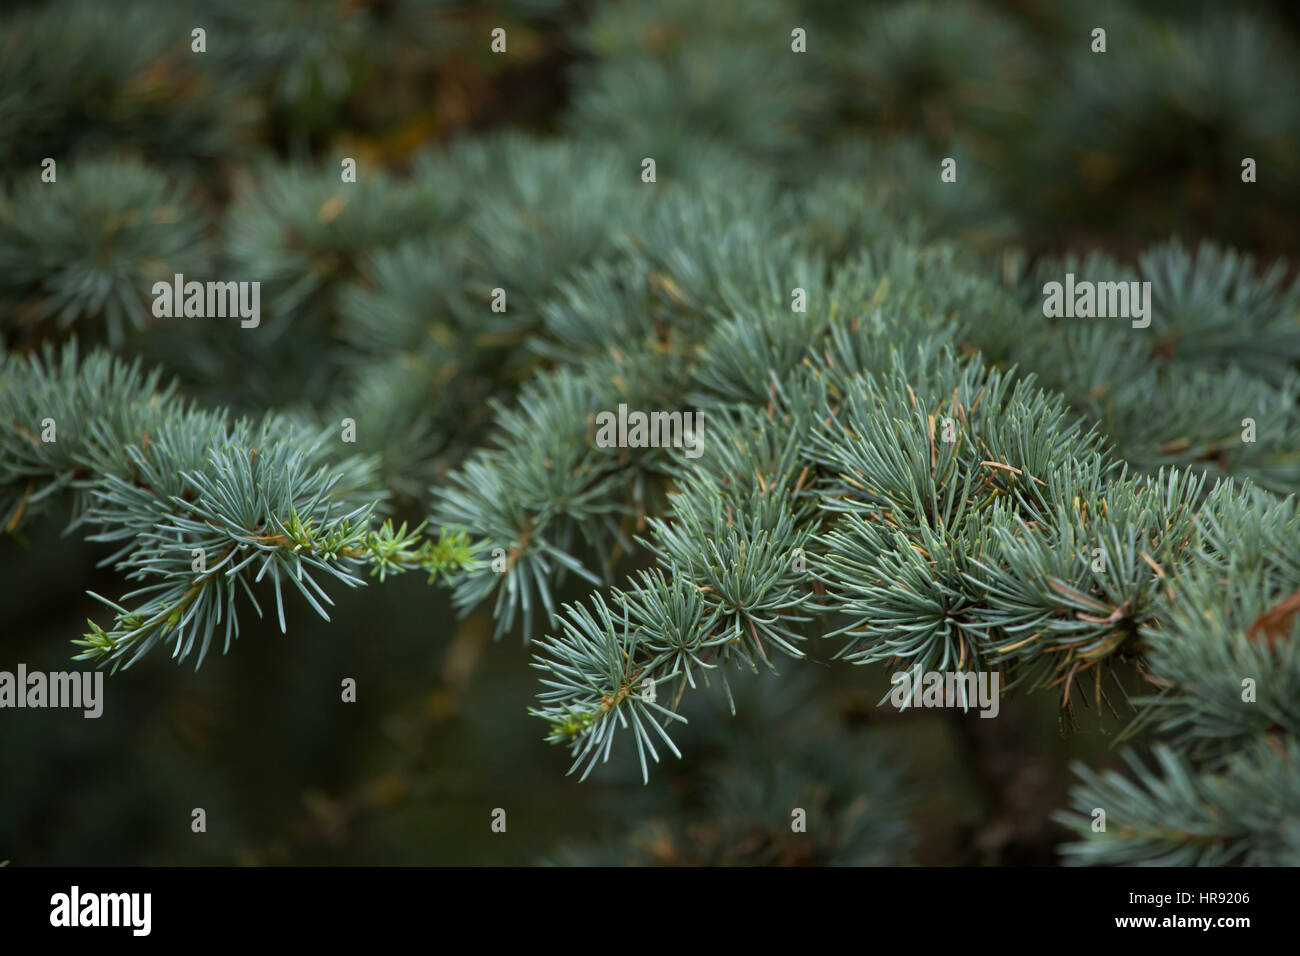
[{"xmin": 3, "ymin": 0, "xmax": 1299, "ymax": 866}]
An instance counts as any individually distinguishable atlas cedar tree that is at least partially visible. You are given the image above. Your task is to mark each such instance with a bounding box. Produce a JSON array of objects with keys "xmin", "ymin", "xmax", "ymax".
[{"xmin": 1, "ymin": 0, "xmax": 1299, "ymax": 866}]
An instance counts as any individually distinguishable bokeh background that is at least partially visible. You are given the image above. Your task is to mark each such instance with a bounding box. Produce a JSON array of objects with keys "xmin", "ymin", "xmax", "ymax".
[{"xmin": 3, "ymin": 0, "xmax": 1299, "ymax": 865}]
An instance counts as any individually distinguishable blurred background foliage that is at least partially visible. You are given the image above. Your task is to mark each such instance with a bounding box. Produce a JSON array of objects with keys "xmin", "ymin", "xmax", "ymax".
[{"xmin": 2, "ymin": 0, "xmax": 1298, "ymax": 864}]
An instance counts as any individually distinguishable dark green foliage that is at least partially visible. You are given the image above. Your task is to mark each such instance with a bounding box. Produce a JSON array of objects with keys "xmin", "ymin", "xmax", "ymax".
[
  {"xmin": 4, "ymin": 0, "xmax": 1299, "ymax": 867},
  {"xmin": 1057, "ymin": 740, "xmax": 1300, "ymax": 866},
  {"xmin": 0, "ymin": 161, "xmax": 210, "ymax": 348},
  {"xmin": 0, "ymin": 0, "xmax": 247, "ymax": 171}
]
